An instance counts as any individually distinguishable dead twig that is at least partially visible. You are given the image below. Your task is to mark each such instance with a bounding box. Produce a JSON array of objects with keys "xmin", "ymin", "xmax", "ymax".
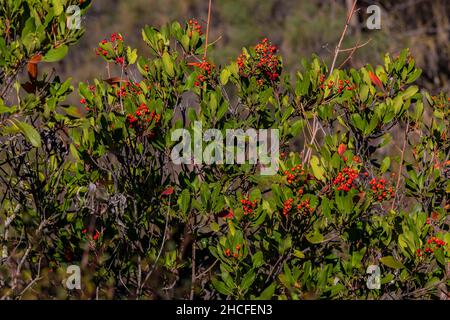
[
  {"xmin": 203, "ymin": 0, "xmax": 212, "ymax": 60},
  {"xmin": 338, "ymin": 39, "xmax": 372, "ymax": 69},
  {"xmin": 329, "ymin": 0, "xmax": 358, "ymax": 75}
]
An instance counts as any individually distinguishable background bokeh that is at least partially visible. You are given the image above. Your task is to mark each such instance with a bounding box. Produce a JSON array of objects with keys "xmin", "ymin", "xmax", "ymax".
[{"xmin": 58, "ymin": 0, "xmax": 450, "ymax": 97}]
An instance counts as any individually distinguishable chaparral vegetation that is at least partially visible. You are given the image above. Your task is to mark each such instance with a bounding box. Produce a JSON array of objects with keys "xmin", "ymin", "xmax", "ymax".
[{"xmin": 0, "ymin": 0, "xmax": 449, "ymax": 299}]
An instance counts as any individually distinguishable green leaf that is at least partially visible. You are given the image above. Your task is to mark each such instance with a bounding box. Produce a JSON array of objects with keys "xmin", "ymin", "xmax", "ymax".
[
  {"xmin": 279, "ymin": 235, "xmax": 292, "ymax": 253},
  {"xmin": 190, "ymin": 31, "xmax": 200, "ymax": 49},
  {"xmin": 306, "ymin": 231, "xmax": 324, "ymax": 244},
  {"xmin": 126, "ymin": 47, "xmax": 138, "ymax": 64},
  {"xmin": 212, "ymin": 278, "xmax": 232, "ymax": 296},
  {"xmin": 216, "ymin": 101, "xmax": 229, "ymax": 121},
  {"xmin": 289, "ymin": 119, "xmax": 305, "ymax": 137},
  {"xmin": 257, "ymin": 283, "xmax": 276, "ymax": 300},
  {"xmin": 0, "ymin": 104, "xmax": 16, "ymax": 114},
  {"xmin": 293, "ymin": 249, "xmax": 305, "ymax": 259},
  {"xmin": 310, "ymin": 156, "xmax": 325, "ymax": 181},
  {"xmin": 261, "ymin": 200, "xmax": 273, "ymax": 214},
  {"xmin": 210, "ymin": 222, "xmax": 220, "ymax": 232},
  {"xmin": 161, "ymin": 51, "xmax": 175, "ymax": 77},
  {"xmin": 69, "ymin": 144, "xmax": 80, "ymax": 161},
  {"xmin": 350, "ymin": 113, "xmax": 366, "ymax": 132},
  {"xmin": 180, "ymin": 35, "xmax": 190, "ymax": 52},
  {"xmin": 392, "ymin": 96, "xmax": 403, "ymax": 114},
  {"xmin": 43, "ymin": 45, "xmax": 69, "ymax": 62},
  {"xmin": 380, "ymin": 157, "xmax": 391, "ymax": 173},
  {"xmin": 62, "ymin": 106, "xmax": 82, "ymax": 118},
  {"xmin": 281, "ymin": 106, "xmax": 294, "ymax": 123},
  {"xmin": 335, "ymin": 193, "xmax": 350, "ymax": 214},
  {"xmin": 220, "ymin": 69, "xmax": 230, "ymax": 85},
  {"xmin": 8, "ymin": 119, "xmax": 41, "ymax": 148},
  {"xmin": 252, "ymin": 252, "xmax": 264, "ymax": 268},
  {"xmin": 178, "ymin": 189, "xmax": 191, "ymax": 215},
  {"xmin": 52, "ymin": 0, "xmax": 64, "ymax": 16},
  {"xmin": 380, "ymin": 256, "xmax": 404, "ymax": 269},
  {"xmin": 381, "ymin": 273, "xmax": 394, "ymax": 285},
  {"xmin": 402, "ymin": 85, "xmax": 419, "ymax": 100},
  {"xmin": 249, "ymin": 188, "xmax": 262, "ymax": 202},
  {"xmin": 57, "ymin": 78, "xmax": 73, "ymax": 96},
  {"xmin": 365, "ymin": 113, "xmax": 379, "ymax": 135},
  {"xmin": 434, "ymin": 249, "xmax": 446, "ymax": 267},
  {"xmin": 221, "ymin": 271, "xmax": 234, "ymax": 289},
  {"xmin": 171, "ymin": 21, "xmax": 182, "ymax": 36},
  {"xmin": 142, "ymin": 25, "xmax": 156, "ymax": 45},
  {"xmin": 359, "ymin": 84, "xmax": 369, "ymax": 101},
  {"xmin": 240, "ymin": 269, "xmax": 256, "ymax": 291},
  {"xmin": 406, "ymin": 69, "xmax": 422, "ymax": 84}
]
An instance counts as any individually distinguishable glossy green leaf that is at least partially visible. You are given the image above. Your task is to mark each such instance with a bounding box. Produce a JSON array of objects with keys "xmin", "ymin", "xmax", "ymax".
[
  {"xmin": 43, "ymin": 45, "xmax": 69, "ymax": 62},
  {"xmin": 380, "ymin": 256, "xmax": 404, "ymax": 269},
  {"xmin": 8, "ymin": 119, "xmax": 41, "ymax": 148}
]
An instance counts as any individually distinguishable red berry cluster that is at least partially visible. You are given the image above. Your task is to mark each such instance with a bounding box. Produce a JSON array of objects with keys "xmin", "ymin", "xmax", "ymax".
[
  {"xmin": 80, "ymin": 98, "xmax": 90, "ymax": 111},
  {"xmin": 189, "ymin": 60, "xmax": 215, "ymax": 87},
  {"xmin": 79, "ymin": 85, "xmax": 97, "ymax": 111},
  {"xmin": 352, "ymin": 155, "xmax": 361, "ymax": 164},
  {"xmin": 126, "ymin": 103, "xmax": 161, "ymax": 133},
  {"xmin": 219, "ymin": 208, "xmax": 234, "ymax": 220},
  {"xmin": 95, "ymin": 33, "xmax": 125, "ymax": 66},
  {"xmin": 116, "ymin": 86, "xmax": 127, "ymax": 97},
  {"xmin": 439, "ymin": 160, "xmax": 450, "ymax": 177},
  {"xmin": 280, "ymin": 164, "xmax": 313, "ymax": 197},
  {"xmin": 282, "ymin": 198, "xmax": 294, "ymax": 215},
  {"xmin": 416, "ymin": 236, "xmax": 447, "ymax": 257},
  {"xmin": 237, "ymin": 38, "xmax": 282, "ymax": 86},
  {"xmin": 430, "ymin": 94, "xmax": 450, "ymax": 110},
  {"xmin": 369, "ymin": 178, "xmax": 394, "ymax": 202},
  {"xmin": 224, "ymin": 244, "xmax": 243, "ymax": 258},
  {"xmin": 283, "ymin": 165, "xmax": 305, "ymax": 185},
  {"xmin": 96, "ymin": 45, "xmax": 108, "ymax": 57},
  {"xmin": 224, "ymin": 244, "xmax": 242, "ymax": 258},
  {"xmin": 319, "ymin": 75, "xmax": 357, "ymax": 94},
  {"xmin": 236, "ymin": 54, "xmax": 245, "ymax": 71},
  {"xmin": 188, "ymin": 19, "xmax": 203, "ymax": 37},
  {"xmin": 333, "ymin": 167, "xmax": 360, "ymax": 192},
  {"xmin": 127, "ymin": 81, "xmax": 143, "ymax": 95},
  {"xmin": 425, "ymin": 213, "xmax": 441, "ymax": 226},
  {"xmin": 296, "ymin": 199, "xmax": 314, "ymax": 215},
  {"xmin": 82, "ymin": 228, "xmax": 101, "ymax": 241},
  {"xmin": 115, "ymin": 56, "xmax": 125, "ymax": 65},
  {"xmin": 115, "ymin": 81, "xmax": 143, "ymax": 98},
  {"xmin": 241, "ymin": 197, "xmax": 257, "ymax": 215},
  {"xmin": 282, "ymin": 197, "xmax": 314, "ymax": 216}
]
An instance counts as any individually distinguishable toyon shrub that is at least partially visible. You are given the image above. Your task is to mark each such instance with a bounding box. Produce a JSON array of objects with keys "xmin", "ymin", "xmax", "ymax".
[{"xmin": 0, "ymin": 1, "xmax": 449, "ymax": 300}]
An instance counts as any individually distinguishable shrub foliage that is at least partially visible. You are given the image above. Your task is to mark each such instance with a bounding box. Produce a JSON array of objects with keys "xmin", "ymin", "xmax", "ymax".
[{"xmin": 0, "ymin": 1, "xmax": 449, "ymax": 299}]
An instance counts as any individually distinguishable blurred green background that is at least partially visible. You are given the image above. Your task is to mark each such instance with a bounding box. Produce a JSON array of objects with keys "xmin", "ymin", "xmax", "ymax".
[{"xmin": 59, "ymin": 0, "xmax": 449, "ymax": 93}]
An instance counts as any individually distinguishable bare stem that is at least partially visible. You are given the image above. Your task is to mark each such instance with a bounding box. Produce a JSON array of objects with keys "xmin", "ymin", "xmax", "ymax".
[
  {"xmin": 329, "ymin": 0, "xmax": 358, "ymax": 75},
  {"xmin": 203, "ymin": 0, "xmax": 212, "ymax": 60}
]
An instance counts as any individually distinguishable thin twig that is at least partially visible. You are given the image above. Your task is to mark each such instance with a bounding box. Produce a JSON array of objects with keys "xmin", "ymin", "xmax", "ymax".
[
  {"xmin": 338, "ymin": 39, "xmax": 372, "ymax": 69},
  {"xmin": 203, "ymin": 0, "xmax": 212, "ymax": 60},
  {"xmin": 338, "ymin": 39, "xmax": 372, "ymax": 53},
  {"xmin": 2, "ymin": 204, "xmax": 21, "ymax": 259},
  {"xmin": 139, "ymin": 195, "xmax": 171, "ymax": 294},
  {"xmin": 190, "ymin": 239, "xmax": 196, "ymax": 300},
  {"xmin": 195, "ymin": 259, "xmax": 219, "ymax": 280},
  {"xmin": 329, "ymin": 0, "xmax": 358, "ymax": 75},
  {"xmin": 18, "ymin": 257, "xmax": 42, "ymax": 297},
  {"xmin": 304, "ymin": 0, "xmax": 358, "ymax": 165}
]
